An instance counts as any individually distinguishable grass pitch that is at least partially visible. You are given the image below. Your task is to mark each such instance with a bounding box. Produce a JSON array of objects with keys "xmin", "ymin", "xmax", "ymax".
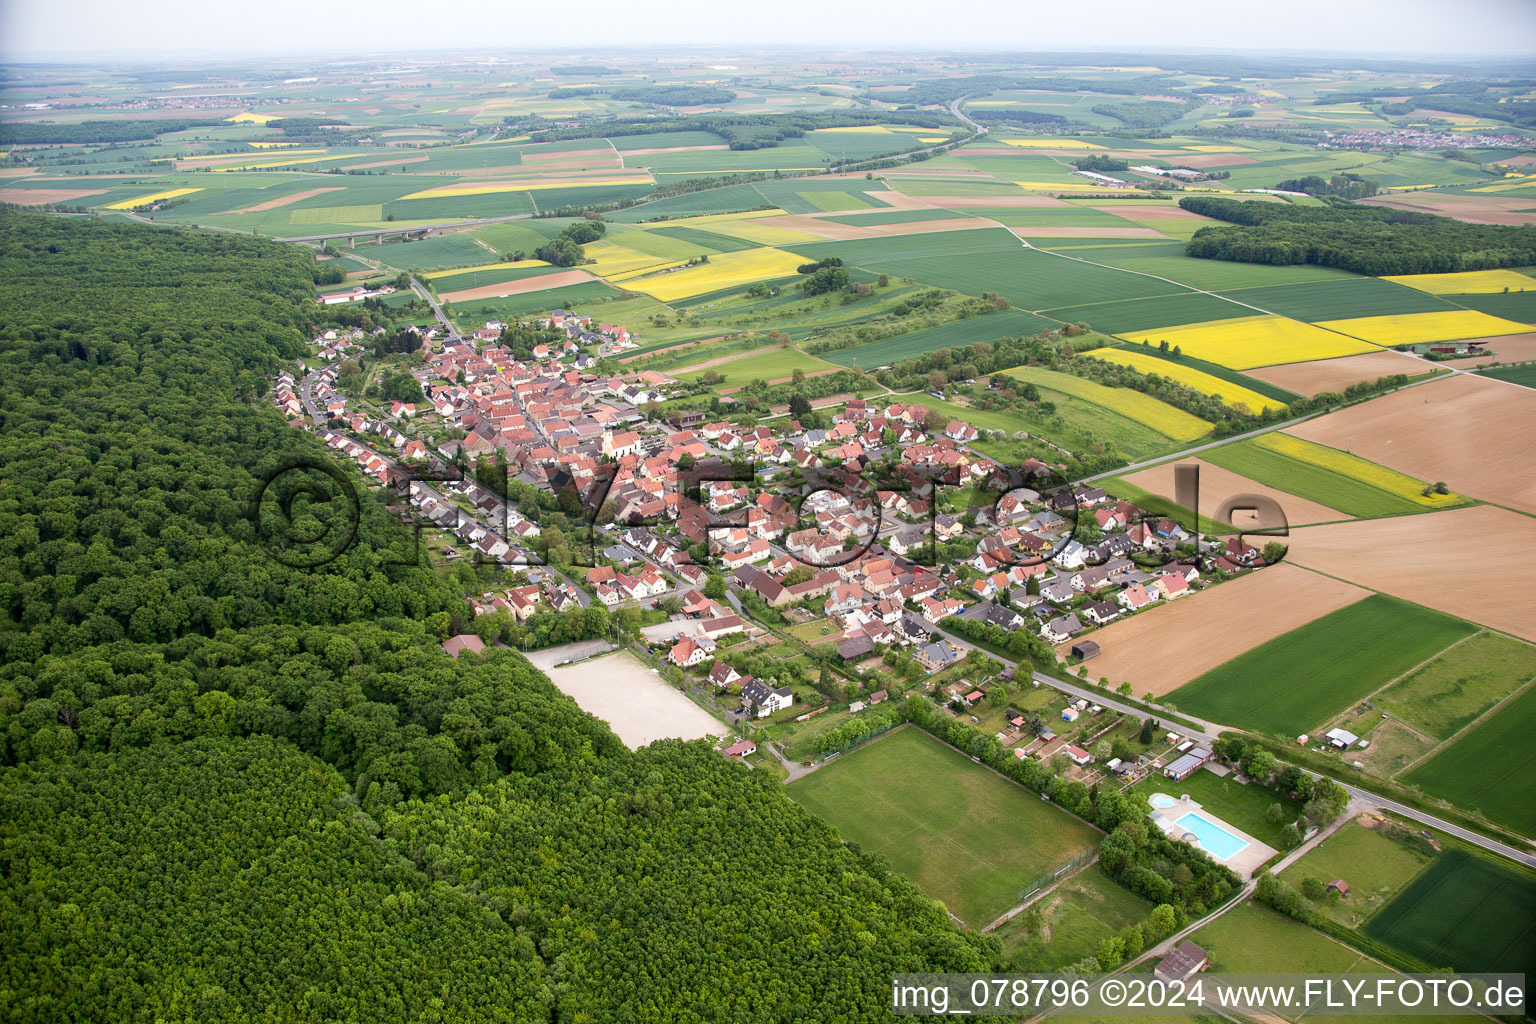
[{"xmin": 786, "ymin": 726, "xmax": 1100, "ymax": 926}]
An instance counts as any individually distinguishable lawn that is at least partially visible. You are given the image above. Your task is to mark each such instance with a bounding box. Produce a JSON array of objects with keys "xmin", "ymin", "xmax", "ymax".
[
  {"xmin": 817, "ymin": 308, "xmax": 1059, "ymax": 368},
  {"xmin": 1199, "ymin": 439, "xmax": 1440, "ymax": 519},
  {"xmin": 1374, "ymin": 632, "xmax": 1536, "ymax": 741},
  {"xmin": 1400, "ymin": 682, "xmax": 1536, "ymax": 836},
  {"xmin": 1167, "ymin": 596, "xmax": 1478, "ymax": 737},
  {"xmin": 786, "ymin": 726, "xmax": 1101, "ymax": 926},
  {"xmin": 1278, "ymin": 820, "xmax": 1434, "ymax": 928},
  {"xmin": 1363, "ymin": 849, "xmax": 1536, "ymax": 973},
  {"xmin": 1127, "ymin": 767, "xmax": 1301, "ymax": 850},
  {"xmin": 1193, "ymin": 900, "xmax": 1364, "ymax": 974},
  {"xmin": 992, "ymin": 868, "xmax": 1153, "ymax": 970}
]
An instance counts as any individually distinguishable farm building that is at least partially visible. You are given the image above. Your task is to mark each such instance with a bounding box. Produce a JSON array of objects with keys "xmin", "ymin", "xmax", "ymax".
[
  {"xmin": 1155, "ymin": 941, "xmax": 1209, "ymax": 984},
  {"xmin": 1327, "ymin": 879, "xmax": 1350, "ymax": 897},
  {"xmin": 1325, "ymin": 728, "xmax": 1360, "ymax": 749},
  {"xmin": 1163, "ymin": 746, "xmax": 1212, "ymax": 781},
  {"xmin": 1070, "ymin": 640, "xmax": 1101, "ymax": 660}
]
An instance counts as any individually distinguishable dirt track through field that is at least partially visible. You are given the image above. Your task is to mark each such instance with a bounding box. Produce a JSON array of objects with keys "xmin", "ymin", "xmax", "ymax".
[
  {"xmin": 1055, "ymin": 563, "xmax": 1369, "ymax": 696},
  {"xmin": 221, "ymin": 186, "xmax": 346, "ymax": 214},
  {"xmin": 1245, "ymin": 349, "xmax": 1427, "ymax": 397},
  {"xmin": 1285, "ymin": 372, "xmax": 1536, "ymax": 513},
  {"xmin": 437, "ymin": 269, "xmax": 596, "ymax": 303},
  {"xmin": 1286, "ymin": 506, "xmax": 1536, "ymax": 641},
  {"xmin": 1121, "ymin": 458, "xmax": 1352, "ymax": 527}
]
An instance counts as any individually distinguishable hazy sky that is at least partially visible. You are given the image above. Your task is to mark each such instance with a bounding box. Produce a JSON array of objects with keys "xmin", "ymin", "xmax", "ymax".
[{"xmin": 3, "ymin": 0, "xmax": 1534, "ymax": 60}]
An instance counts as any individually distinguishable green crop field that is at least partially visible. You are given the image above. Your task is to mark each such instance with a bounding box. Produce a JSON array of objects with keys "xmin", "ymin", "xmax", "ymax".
[
  {"xmin": 449, "ymin": 279, "xmax": 621, "ymax": 318},
  {"xmin": 818, "ymin": 308, "xmax": 1057, "ymax": 367},
  {"xmin": 1199, "ymin": 439, "xmax": 1429, "ymax": 518},
  {"xmin": 1401, "ymin": 682, "xmax": 1536, "ymax": 836},
  {"xmin": 1279, "ymin": 820, "xmax": 1435, "ymax": 927},
  {"xmin": 641, "ymin": 224, "xmax": 756, "ymax": 252},
  {"xmin": 991, "ymin": 869, "xmax": 1153, "ymax": 970},
  {"xmin": 786, "ymin": 726, "xmax": 1100, "ymax": 926},
  {"xmin": 1448, "ymin": 290, "xmax": 1536, "ymax": 325},
  {"xmin": 1220, "ymin": 279, "xmax": 1461, "ymax": 323},
  {"xmin": 821, "ymin": 207, "xmax": 965, "ymax": 226},
  {"xmin": 1375, "ymin": 632, "xmax": 1536, "ymax": 741},
  {"xmin": 673, "ymin": 347, "xmax": 842, "ymax": 385},
  {"xmin": 1041, "ymin": 291, "xmax": 1252, "ymax": 334},
  {"xmin": 1168, "ymin": 596, "xmax": 1477, "ymax": 737},
  {"xmin": 1478, "ymin": 363, "xmax": 1536, "ymax": 389},
  {"xmin": 384, "ymin": 191, "xmax": 538, "ymax": 220},
  {"xmin": 364, "ymin": 234, "xmax": 500, "ymax": 271},
  {"xmin": 1364, "ymin": 850, "xmax": 1536, "ymax": 973},
  {"xmin": 1076, "ymin": 251, "xmax": 1356, "ymax": 292},
  {"xmin": 426, "ymin": 264, "xmax": 564, "ymax": 291}
]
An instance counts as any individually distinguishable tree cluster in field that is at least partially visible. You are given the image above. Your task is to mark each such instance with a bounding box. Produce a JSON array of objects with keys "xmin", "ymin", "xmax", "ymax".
[
  {"xmin": 1272, "ymin": 172, "xmax": 1379, "ymax": 200},
  {"xmin": 531, "ymin": 218, "xmax": 607, "ymax": 266},
  {"xmin": 548, "ymin": 85, "xmax": 738, "ymax": 107},
  {"xmin": 0, "ymin": 117, "xmax": 228, "ymax": 145},
  {"xmin": 973, "ymin": 109, "xmax": 1068, "ymax": 127},
  {"xmin": 0, "ymin": 212, "xmax": 1005, "ymax": 1021},
  {"xmin": 1073, "ymin": 155, "xmax": 1131, "ymax": 173},
  {"xmin": 1091, "ymin": 99, "xmax": 1201, "ymax": 130},
  {"xmin": 1099, "ymin": 816, "xmax": 1240, "ymax": 914},
  {"xmin": 1182, "ymin": 195, "xmax": 1536, "ymax": 275},
  {"xmin": 1210, "ymin": 734, "xmax": 1351, "ymax": 849}
]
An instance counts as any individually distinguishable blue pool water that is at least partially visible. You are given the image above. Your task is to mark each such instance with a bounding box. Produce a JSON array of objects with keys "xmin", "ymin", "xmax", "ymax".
[
  {"xmin": 1174, "ymin": 811, "xmax": 1248, "ymax": 861},
  {"xmin": 1149, "ymin": 793, "xmax": 1178, "ymax": 809}
]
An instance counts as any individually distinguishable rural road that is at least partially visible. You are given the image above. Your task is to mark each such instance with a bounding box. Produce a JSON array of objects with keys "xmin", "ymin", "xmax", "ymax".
[{"xmin": 411, "ymin": 276, "xmax": 461, "ymax": 342}]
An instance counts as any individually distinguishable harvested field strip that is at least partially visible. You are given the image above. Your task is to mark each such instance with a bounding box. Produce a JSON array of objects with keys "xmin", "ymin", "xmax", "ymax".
[
  {"xmin": 1169, "ymin": 595, "xmax": 1477, "ymax": 736},
  {"xmin": 1243, "ymin": 349, "xmax": 1430, "ymax": 398},
  {"xmin": 1120, "ymin": 315, "xmax": 1379, "ymax": 370},
  {"xmin": 1054, "ymin": 564, "xmax": 1369, "ymax": 697},
  {"xmin": 437, "ymin": 269, "xmax": 596, "ymax": 303},
  {"xmin": 998, "ymin": 366, "xmax": 1212, "ymax": 441},
  {"xmin": 1256, "ymin": 433, "xmax": 1467, "ymax": 509},
  {"xmin": 397, "ymin": 176, "xmax": 653, "ymax": 200},
  {"xmin": 221, "ymin": 186, "xmax": 345, "ymax": 214},
  {"xmin": 1086, "ymin": 348, "xmax": 1287, "ymax": 412},
  {"xmin": 101, "ymin": 187, "xmax": 202, "ymax": 210},
  {"xmin": 425, "ymin": 259, "xmax": 549, "ymax": 279},
  {"xmin": 1316, "ymin": 310, "xmax": 1534, "ymax": 346}
]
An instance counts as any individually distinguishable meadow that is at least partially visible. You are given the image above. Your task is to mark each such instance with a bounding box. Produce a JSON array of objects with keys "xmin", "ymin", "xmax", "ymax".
[
  {"xmin": 1363, "ymin": 850, "xmax": 1536, "ymax": 974},
  {"xmin": 1167, "ymin": 595, "xmax": 1478, "ymax": 737},
  {"xmin": 999, "ymin": 366, "xmax": 1213, "ymax": 442},
  {"xmin": 1374, "ymin": 632, "xmax": 1536, "ymax": 741},
  {"xmin": 1478, "ymin": 363, "xmax": 1536, "ymax": 389},
  {"xmin": 1401, "ymin": 683, "xmax": 1536, "ymax": 836},
  {"xmin": 1279, "ymin": 820, "xmax": 1435, "ymax": 928},
  {"xmin": 673, "ymin": 347, "xmax": 841, "ymax": 386},
  {"xmin": 785, "ymin": 727, "xmax": 1101, "ymax": 926},
  {"xmin": 1040, "ymin": 291, "xmax": 1250, "ymax": 335},
  {"xmin": 1193, "ymin": 901, "xmax": 1365, "ymax": 974},
  {"xmin": 991, "ymin": 869, "xmax": 1153, "ymax": 969},
  {"xmin": 920, "ymin": 393, "xmax": 1178, "ymax": 465}
]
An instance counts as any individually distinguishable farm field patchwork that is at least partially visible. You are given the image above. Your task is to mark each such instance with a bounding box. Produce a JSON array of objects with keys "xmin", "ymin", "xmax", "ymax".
[
  {"xmin": 1244, "ymin": 348, "xmax": 1429, "ymax": 397},
  {"xmin": 786, "ymin": 727, "xmax": 1101, "ymax": 926},
  {"xmin": 622, "ymin": 247, "xmax": 806, "ymax": 302},
  {"xmin": 1120, "ymin": 315, "xmax": 1379, "ymax": 369},
  {"xmin": 1119, "ymin": 458, "xmax": 1349, "ymax": 530},
  {"xmin": 1363, "ymin": 850, "xmax": 1536, "ymax": 973},
  {"xmin": 998, "ymin": 366, "xmax": 1213, "ymax": 442},
  {"xmin": 816, "ymin": 309, "xmax": 1060, "ymax": 368},
  {"xmin": 1199, "ymin": 439, "xmax": 1445, "ymax": 520},
  {"xmin": 1166, "ymin": 595, "xmax": 1477, "ymax": 737},
  {"xmin": 437, "ymin": 268, "xmax": 596, "ymax": 303},
  {"xmin": 1316, "ymin": 310, "xmax": 1534, "ymax": 346},
  {"xmin": 1254, "ymin": 433, "xmax": 1464, "ymax": 509},
  {"xmin": 1285, "ymin": 372, "xmax": 1536, "ymax": 514},
  {"xmin": 1055, "ymin": 564, "xmax": 1368, "ymax": 697},
  {"xmin": 1086, "ymin": 348, "xmax": 1287, "ymax": 412},
  {"xmin": 1374, "ymin": 632, "xmax": 1536, "ymax": 742}
]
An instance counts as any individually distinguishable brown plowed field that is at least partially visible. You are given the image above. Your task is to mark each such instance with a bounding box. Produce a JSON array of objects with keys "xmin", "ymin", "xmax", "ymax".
[
  {"xmin": 1285, "ymin": 372, "xmax": 1536, "ymax": 513},
  {"xmin": 1246, "ymin": 349, "xmax": 1427, "ymax": 396},
  {"xmin": 1361, "ymin": 193, "xmax": 1536, "ymax": 226},
  {"xmin": 1054, "ymin": 564, "xmax": 1368, "ymax": 696},
  {"xmin": 1286, "ymin": 506, "xmax": 1536, "ymax": 641},
  {"xmin": 437, "ymin": 269, "xmax": 596, "ymax": 303},
  {"xmin": 1121, "ymin": 458, "xmax": 1351, "ymax": 528},
  {"xmin": 0, "ymin": 187, "xmax": 108, "ymax": 204}
]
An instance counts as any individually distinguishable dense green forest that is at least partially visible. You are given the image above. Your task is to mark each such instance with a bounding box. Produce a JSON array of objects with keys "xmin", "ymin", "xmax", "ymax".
[
  {"xmin": 1181, "ymin": 195, "xmax": 1536, "ymax": 275},
  {"xmin": 0, "ymin": 117, "xmax": 228, "ymax": 145},
  {"xmin": 0, "ymin": 212, "xmax": 997, "ymax": 1021}
]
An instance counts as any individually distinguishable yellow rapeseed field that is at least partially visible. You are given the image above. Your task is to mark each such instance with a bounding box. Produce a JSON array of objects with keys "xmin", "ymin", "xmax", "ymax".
[
  {"xmin": 224, "ymin": 112, "xmax": 278, "ymax": 124},
  {"xmin": 1000, "ymin": 366, "xmax": 1213, "ymax": 442},
  {"xmin": 424, "ymin": 260, "xmax": 549, "ymax": 280},
  {"xmin": 1121, "ymin": 315, "xmax": 1379, "ymax": 370},
  {"xmin": 1087, "ymin": 348, "xmax": 1287, "ymax": 413},
  {"xmin": 1013, "ymin": 180, "xmax": 1099, "ymax": 191},
  {"xmin": 623, "ymin": 247, "xmax": 807, "ymax": 302},
  {"xmin": 1001, "ymin": 139, "xmax": 1105, "ymax": 149},
  {"xmin": 1383, "ymin": 270, "xmax": 1536, "ymax": 295},
  {"xmin": 213, "ymin": 154, "xmax": 362, "ymax": 172},
  {"xmin": 1316, "ymin": 310, "xmax": 1533, "ymax": 346},
  {"xmin": 1258, "ymin": 433, "xmax": 1466, "ymax": 508},
  {"xmin": 580, "ymin": 241, "xmax": 681, "ymax": 279},
  {"xmin": 397, "ymin": 177, "xmax": 652, "ymax": 201},
  {"xmin": 102, "ymin": 187, "xmax": 202, "ymax": 210},
  {"xmin": 645, "ymin": 210, "xmax": 824, "ymax": 246}
]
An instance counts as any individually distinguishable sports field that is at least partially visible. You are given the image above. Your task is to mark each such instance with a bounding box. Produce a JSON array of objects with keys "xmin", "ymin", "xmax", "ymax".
[
  {"xmin": 1168, "ymin": 595, "xmax": 1477, "ymax": 736},
  {"xmin": 1401, "ymin": 683, "xmax": 1536, "ymax": 836},
  {"xmin": 1374, "ymin": 632, "xmax": 1536, "ymax": 742},
  {"xmin": 1363, "ymin": 850, "xmax": 1536, "ymax": 973},
  {"xmin": 786, "ymin": 726, "xmax": 1100, "ymax": 926}
]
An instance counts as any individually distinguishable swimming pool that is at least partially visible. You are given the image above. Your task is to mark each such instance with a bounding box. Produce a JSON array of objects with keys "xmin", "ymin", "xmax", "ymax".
[
  {"xmin": 1174, "ymin": 811, "xmax": 1249, "ymax": 861},
  {"xmin": 1149, "ymin": 793, "xmax": 1178, "ymax": 809}
]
